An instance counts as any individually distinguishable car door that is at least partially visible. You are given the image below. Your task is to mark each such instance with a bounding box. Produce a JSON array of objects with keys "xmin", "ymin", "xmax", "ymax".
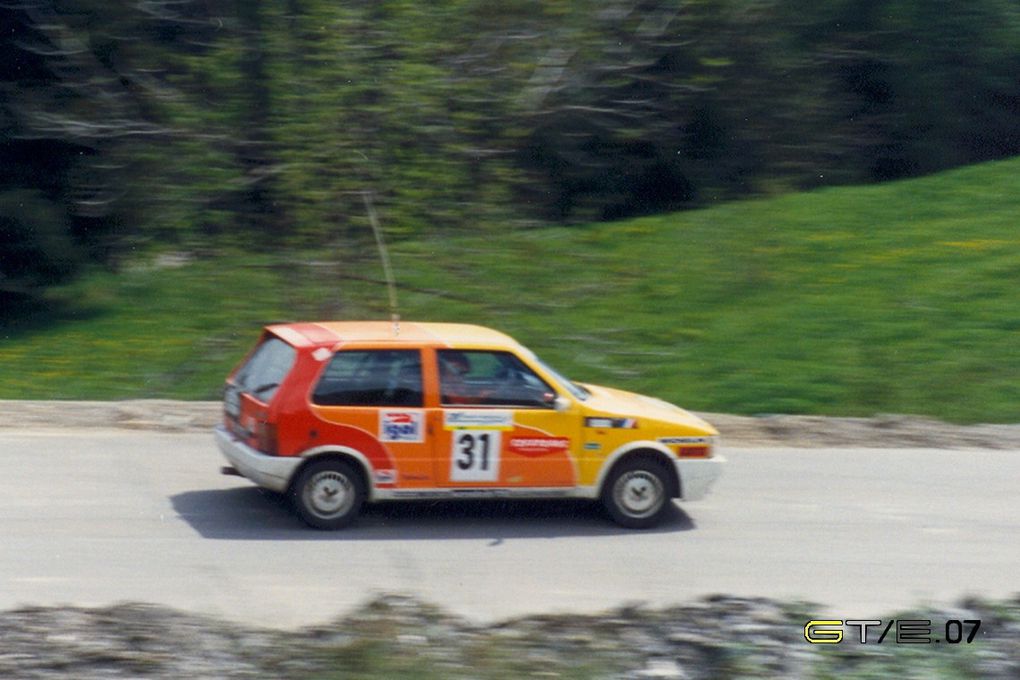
[
  {"xmin": 429, "ymin": 349, "xmax": 580, "ymax": 488},
  {"xmin": 310, "ymin": 348, "xmax": 434, "ymax": 488}
]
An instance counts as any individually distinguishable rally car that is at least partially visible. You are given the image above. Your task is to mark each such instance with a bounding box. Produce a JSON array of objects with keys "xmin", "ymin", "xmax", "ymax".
[{"xmin": 216, "ymin": 321, "xmax": 723, "ymax": 529}]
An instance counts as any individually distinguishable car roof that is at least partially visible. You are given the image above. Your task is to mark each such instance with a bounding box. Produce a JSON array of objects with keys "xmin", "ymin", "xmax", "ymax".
[{"xmin": 266, "ymin": 321, "xmax": 522, "ymax": 350}]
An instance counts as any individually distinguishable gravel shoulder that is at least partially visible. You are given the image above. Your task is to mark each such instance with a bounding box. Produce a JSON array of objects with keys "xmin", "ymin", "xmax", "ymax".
[{"xmin": 2, "ymin": 399, "xmax": 1019, "ymax": 448}]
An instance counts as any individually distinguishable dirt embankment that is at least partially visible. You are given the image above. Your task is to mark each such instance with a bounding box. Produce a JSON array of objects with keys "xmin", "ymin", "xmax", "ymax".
[
  {"xmin": 2, "ymin": 399, "xmax": 1019, "ymax": 448},
  {"xmin": 3, "ymin": 595, "xmax": 1018, "ymax": 679}
]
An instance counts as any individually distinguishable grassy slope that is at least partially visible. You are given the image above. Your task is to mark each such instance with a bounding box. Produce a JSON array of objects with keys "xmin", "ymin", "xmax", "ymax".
[{"xmin": 2, "ymin": 158, "xmax": 1018, "ymax": 422}]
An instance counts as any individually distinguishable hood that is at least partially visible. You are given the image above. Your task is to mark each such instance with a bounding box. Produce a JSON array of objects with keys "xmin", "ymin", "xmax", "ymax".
[{"xmin": 578, "ymin": 383, "xmax": 718, "ymax": 436}]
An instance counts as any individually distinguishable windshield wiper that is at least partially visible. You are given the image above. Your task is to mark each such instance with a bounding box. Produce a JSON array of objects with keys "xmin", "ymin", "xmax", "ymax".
[{"xmin": 250, "ymin": 382, "xmax": 280, "ymax": 396}]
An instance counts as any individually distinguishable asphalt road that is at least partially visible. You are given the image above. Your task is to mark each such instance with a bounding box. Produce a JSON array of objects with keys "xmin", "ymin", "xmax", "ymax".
[{"xmin": 2, "ymin": 429, "xmax": 1017, "ymax": 628}]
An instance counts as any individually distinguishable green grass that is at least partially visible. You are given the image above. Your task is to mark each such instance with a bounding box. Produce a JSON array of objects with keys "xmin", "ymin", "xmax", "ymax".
[{"xmin": 3, "ymin": 158, "xmax": 1019, "ymax": 422}]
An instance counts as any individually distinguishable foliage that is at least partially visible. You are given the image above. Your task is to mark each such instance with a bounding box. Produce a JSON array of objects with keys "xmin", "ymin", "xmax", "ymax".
[
  {"xmin": 1, "ymin": 0, "xmax": 1018, "ymax": 270},
  {"xmin": 0, "ymin": 189, "xmax": 79, "ymax": 296},
  {"xmin": 2, "ymin": 158, "xmax": 1018, "ymax": 423}
]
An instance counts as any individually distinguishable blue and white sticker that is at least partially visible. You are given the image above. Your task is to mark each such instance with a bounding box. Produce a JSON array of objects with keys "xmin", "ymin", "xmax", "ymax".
[
  {"xmin": 444, "ymin": 410, "xmax": 513, "ymax": 430},
  {"xmin": 380, "ymin": 410, "xmax": 425, "ymax": 442}
]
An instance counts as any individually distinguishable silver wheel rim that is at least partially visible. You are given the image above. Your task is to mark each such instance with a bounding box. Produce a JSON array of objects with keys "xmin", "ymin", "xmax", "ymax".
[
  {"xmin": 613, "ymin": 470, "xmax": 664, "ymax": 518},
  {"xmin": 304, "ymin": 470, "xmax": 355, "ymax": 519}
]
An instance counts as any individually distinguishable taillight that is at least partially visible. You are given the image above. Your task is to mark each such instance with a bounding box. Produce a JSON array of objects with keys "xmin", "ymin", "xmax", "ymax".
[{"xmin": 255, "ymin": 421, "xmax": 279, "ymax": 456}]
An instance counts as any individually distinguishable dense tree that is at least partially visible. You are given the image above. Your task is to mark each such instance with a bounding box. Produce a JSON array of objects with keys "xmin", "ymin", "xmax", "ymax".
[{"xmin": 1, "ymin": 0, "xmax": 1018, "ymax": 296}]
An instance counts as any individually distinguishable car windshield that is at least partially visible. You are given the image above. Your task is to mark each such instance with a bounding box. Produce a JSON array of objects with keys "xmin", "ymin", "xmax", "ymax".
[{"xmin": 526, "ymin": 350, "xmax": 590, "ymax": 401}]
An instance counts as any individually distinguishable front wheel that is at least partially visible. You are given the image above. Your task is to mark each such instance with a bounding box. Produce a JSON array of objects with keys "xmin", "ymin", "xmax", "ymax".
[
  {"xmin": 602, "ymin": 458, "xmax": 671, "ymax": 529},
  {"xmin": 291, "ymin": 460, "xmax": 365, "ymax": 530}
]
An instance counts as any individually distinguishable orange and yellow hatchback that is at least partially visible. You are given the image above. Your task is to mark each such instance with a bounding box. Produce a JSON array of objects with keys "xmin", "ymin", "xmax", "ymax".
[{"xmin": 216, "ymin": 321, "xmax": 723, "ymax": 529}]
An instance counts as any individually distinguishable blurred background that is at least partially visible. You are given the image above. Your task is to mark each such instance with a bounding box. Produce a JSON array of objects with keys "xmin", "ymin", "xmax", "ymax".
[{"xmin": 1, "ymin": 0, "xmax": 1018, "ymax": 420}]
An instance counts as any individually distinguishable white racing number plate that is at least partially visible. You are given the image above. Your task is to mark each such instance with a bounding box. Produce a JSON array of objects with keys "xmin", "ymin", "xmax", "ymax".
[
  {"xmin": 450, "ymin": 430, "xmax": 502, "ymax": 482},
  {"xmin": 444, "ymin": 410, "xmax": 513, "ymax": 483}
]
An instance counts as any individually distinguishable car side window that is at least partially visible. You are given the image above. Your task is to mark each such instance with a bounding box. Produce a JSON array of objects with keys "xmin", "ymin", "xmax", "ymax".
[
  {"xmin": 438, "ymin": 350, "xmax": 554, "ymax": 408},
  {"xmin": 313, "ymin": 350, "xmax": 423, "ymax": 407}
]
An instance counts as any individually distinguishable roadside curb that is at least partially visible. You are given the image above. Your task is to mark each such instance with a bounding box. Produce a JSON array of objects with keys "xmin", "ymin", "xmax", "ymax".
[{"xmin": 2, "ymin": 400, "xmax": 1018, "ymax": 448}]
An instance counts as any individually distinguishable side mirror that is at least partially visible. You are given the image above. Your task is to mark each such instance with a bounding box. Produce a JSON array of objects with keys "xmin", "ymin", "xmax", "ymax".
[{"xmin": 544, "ymin": 393, "xmax": 571, "ymax": 412}]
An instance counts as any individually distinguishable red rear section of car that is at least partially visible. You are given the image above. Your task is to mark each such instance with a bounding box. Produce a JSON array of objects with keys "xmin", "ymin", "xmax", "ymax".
[{"xmin": 223, "ymin": 331, "xmax": 303, "ymax": 456}]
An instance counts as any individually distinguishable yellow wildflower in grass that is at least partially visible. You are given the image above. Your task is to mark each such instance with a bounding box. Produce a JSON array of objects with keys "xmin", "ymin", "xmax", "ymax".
[{"xmin": 939, "ymin": 239, "xmax": 1011, "ymax": 251}]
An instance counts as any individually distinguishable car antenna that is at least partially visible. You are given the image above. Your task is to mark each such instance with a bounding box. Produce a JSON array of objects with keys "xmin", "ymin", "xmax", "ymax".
[{"xmin": 362, "ymin": 190, "xmax": 400, "ymax": 335}]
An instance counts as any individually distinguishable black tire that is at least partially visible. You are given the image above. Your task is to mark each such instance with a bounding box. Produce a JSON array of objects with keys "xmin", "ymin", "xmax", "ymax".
[
  {"xmin": 601, "ymin": 458, "xmax": 671, "ymax": 529},
  {"xmin": 291, "ymin": 459, "xmax": 365, "ymax": 530}
]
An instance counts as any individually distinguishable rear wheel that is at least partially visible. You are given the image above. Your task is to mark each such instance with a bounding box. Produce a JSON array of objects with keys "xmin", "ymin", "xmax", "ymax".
[
  {"xmin": 602, "ymin": 458, "xmax": 671, "ymax": 529},
  {"xmin": 292, "ymin": 460, "xmax": 365, "ymax": 530}
]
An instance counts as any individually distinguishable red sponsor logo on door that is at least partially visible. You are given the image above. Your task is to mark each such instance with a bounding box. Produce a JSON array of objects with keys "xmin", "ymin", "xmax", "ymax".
[{"xmin": 508, "ymin": 436, "xmax": 570, "ymax": 457}]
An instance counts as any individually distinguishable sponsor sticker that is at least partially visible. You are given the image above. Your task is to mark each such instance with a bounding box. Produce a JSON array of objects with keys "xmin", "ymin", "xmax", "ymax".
[
  {"xmin": 444, "ymin": 410, "xmax": 513, "ymax": 430},
  {"xmin": 508, "ymin": 436, "xmax": 571, "ymax": 457},
  {"xmin": 584, "ymin": 417, "xmax": 638, "ymax": 429},
  {"xmin": 658, "ymin": 436, "xmax": 713, "ymax": 445},
  {"xmin": 374, "ymin": 470, "xmax": 397, "ymax": 485},
  {"xmin": 312, "ymin": 347, "xmax": 332, "ymax": 362},
  {"xmin": 380, "ymin": 410, "xmax": 425, "ymax": 442}
]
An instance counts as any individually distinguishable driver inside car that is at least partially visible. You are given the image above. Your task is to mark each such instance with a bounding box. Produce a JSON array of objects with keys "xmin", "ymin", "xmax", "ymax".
[{"xmin": 439, "ymin": 350, "xmax": 475, "ymax": 404}]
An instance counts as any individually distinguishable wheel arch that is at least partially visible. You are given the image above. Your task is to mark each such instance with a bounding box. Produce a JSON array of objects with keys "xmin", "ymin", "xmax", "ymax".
[
  {"xmin": 288, "ymin": 446, "xmax": 375, "ymax": 500},
  {"xmin": 597, "ymin": 442, "xmax": 680, "ymax": 499}
]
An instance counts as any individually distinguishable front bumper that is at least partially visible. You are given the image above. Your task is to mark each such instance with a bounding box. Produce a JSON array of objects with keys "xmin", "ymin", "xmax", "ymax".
[
  {"xmin": 674, "ymin": 456, "xmax": 725, "ymax": 501},
  {"xmin": 215, "ymin": 426, "xmax": 301, "ymax": 493}
]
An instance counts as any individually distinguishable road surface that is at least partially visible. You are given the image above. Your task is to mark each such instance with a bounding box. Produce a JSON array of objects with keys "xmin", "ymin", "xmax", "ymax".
[{"xmin": 2, "ymin": 429, "xmax": 1017, "ymax": 628}]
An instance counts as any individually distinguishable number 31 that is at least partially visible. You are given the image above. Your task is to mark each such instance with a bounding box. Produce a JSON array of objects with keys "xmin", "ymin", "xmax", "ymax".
[{"xmin": 451, "ymin": 431, "xmax": 501, "ymax": 481}]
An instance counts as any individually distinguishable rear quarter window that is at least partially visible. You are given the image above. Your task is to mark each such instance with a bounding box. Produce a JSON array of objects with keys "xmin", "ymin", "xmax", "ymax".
[
  {"xmin": 312, "ymin": 350, "xmax": 423, "ymax": 407},
  {"xmin": 232, "ymin": 336, "xmax": 297, "ymax": 403}
]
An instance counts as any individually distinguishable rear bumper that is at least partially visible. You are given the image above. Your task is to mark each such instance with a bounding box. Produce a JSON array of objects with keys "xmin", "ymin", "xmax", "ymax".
[
  {"xmin": 674, "ymin": 456, "xmax": 725, "ymax": 501},
  {"xmin": 215, "ymin": 426, "xmax": 301, "ymax": 493}
]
